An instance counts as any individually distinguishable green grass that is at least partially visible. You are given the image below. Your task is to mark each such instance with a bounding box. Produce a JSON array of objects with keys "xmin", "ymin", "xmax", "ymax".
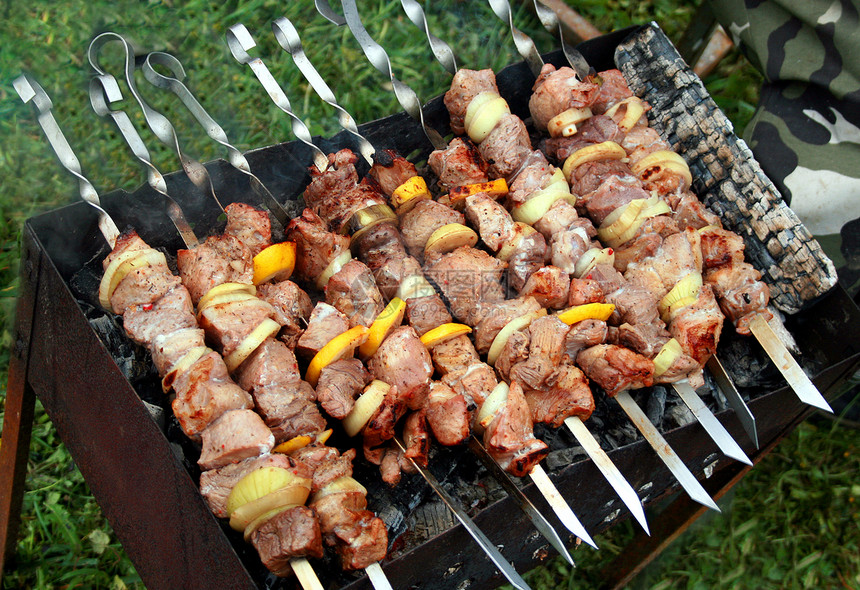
[{"xmin": 0, "ymin": 1, "xmax": 856, "ymax": 589}]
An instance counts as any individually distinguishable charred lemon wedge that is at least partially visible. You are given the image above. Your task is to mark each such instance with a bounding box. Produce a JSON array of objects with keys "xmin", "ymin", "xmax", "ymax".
[
  {"xmin": 252, "ymin": 241, "xmax": 296, "ymax": 285},
  {"xmin": 391, "ymin": 176, "xmax": 431, "ymax": 214},
  {"xmin": 305, "ymin": 325, "xmax": 370, "ymax": 386}
]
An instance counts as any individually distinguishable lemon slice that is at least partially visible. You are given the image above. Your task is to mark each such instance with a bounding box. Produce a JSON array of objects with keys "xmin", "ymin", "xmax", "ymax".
[
  {"xmin": 391, "ymin": 176, "xmax": 432, "ymax": 214},
  {"xmin": 448, "ymin": 178, "xmax": 508, "ymax": 207},
  {"xmin": 420, "ymin": 323, "xmax": 472, "ymax": 349},
  {"xmin": 252, "ymin": 241, "xmax": 296, "ymax": 285},
  {"xmin": 358, "ymin": 297, "xmax": 406, "ymax": 361},
  {"xmin": 305, "ymin": 325, "xmax": 370, "ymax": 386},
  {"xmin": 556, "ymin": 302, "xmax": 616, "ymax": 326}
]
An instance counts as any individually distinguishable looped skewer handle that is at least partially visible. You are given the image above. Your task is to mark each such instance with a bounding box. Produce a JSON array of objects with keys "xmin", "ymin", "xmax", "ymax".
[
  {"xmin": 140, "ymin": 51, "xmax": 291, "ymax": 228},
  {"xmin": 225, "ymin": 23, "xmax": 330, "ymax": 174},
  {"xmin": 531, "ymin": 0, "xmax": 594, "ymax": 79},
  {"xmin": 399, "ymin": 0, "xmax": 458, "ymax": 75},
  {"xmin": 339, "ymin": 0, "xmax": 448, "ymax": 151},
  {"xmin": 271, "ymin": 17, "xmax": 375, "ymax": 166},
  {"xmin": 487, "ymin": 0, "xmax": 545, "ymax": 77},
  {"xmin": 13, "ymin": 74, "xmax": 120, "ymax": 248},
  {"xmin": 314, "ymin": 0, "xmax": 346, "ymax": 26},
  {"xmin": 88, "ymin": 73, "xmax": 200, "ymax": 249},
  {"xmin": 88, "ymin": 32, "xmax": 226, "ymax": 213}
]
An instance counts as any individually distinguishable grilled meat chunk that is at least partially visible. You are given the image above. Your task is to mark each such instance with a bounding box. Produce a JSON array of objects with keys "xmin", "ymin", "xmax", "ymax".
[
  {"xmin": 258, "ymin": 280, "xmax": 313, "ymax": 350},
  {"xmin": 525, "ymin": 361, "xmax": 595, "ymax": 426},
  {"xmin": 123, "ymin": 284, "xmax": 196, "ymax": 349},
  {"xmin": 442, "ymin": 362, "xmax": 499, "ymax": 408},
  {"xmin": 199, "ymin": 453, "xmax": 302, "ymax": 518},
  {"xmin": 311, "ymin": 491, "xmax": 388, "ymax": 570},
  {"xmin": 172, "ymin": 351, "xmax": 253, "ymax": 438},
  {"xmin": 478, "ymin": 113, "xmax": 532, "ymax": 179},
  {"xmin": 509, "ymin": 316, "xmax": 569, "ymax": 391},
  {"xmin": 177, "ymin": 234, "xmax": 253, "ymax": 304},
  {"xmin": 425, "ymin": 246, "xmax": 507, "ymax": 326},
  {"xmin": 286, "ymin": 208, "xmax": 351, "ymax": 285},
  {"xmin": 199, "ymin": 297, "xmax": 275, "ymax": 358},
  {"xmin": 152, "ymin": 328, "xmax": 207, "ymax": 376},
  {"xmin": 224, "ymin": 202, "xmax": 271, "ymax": 256},
  {"xmin": 668, "ymin": 285, "xmax": 723, "ymax": 366},
  {"xmin": 316, "ymin": 359, "xmax": 371, "ymax": 420},
  {"xmin": 295, "ymin": 302, "xmax": 350, "ymax": 360},
  {"xmin": 198, "ymin": 408, "xmax": 275, "ymax": 470},
  {"xmin": 428, "ymin": 137, "xmax": 489, "ymax": 190},
  {"xmin": 250, "ymin": 506, "xmax": 324, "ymax": 576},
  {"xmin": 529, "ymin": 63, "xmax": 599, "ymax": 131},
  {"xmin": 590, "ymin": 69, "xmax": 635, "ymax": 114},
  {"xmin": 405, "ymin": 294, "xmax": 453, "ymax": 337},
  {"xmin": 507, "ymin": 151, "xmax": 555, "ymax": 208},
  {"xmin": 426, "ymin": 381, "xmax": 472, "ymax": 446},
  {"xmin": 429, "ymin": 334, "xmax": 481, "ymax": 375},
  {"xmin": 326, "ymin": 259, "xmax": 385, "ymax": 328},
  {"xmin": 368, "ymin": 326, "xmax": 433, "ymax": 410},
  {"xmin": 399, "ymin": 199, "xmax": 466, "ymax": 261},
  {"xmin": 563, "ymin": 319, "xmax": 608, "ymax": 361},
  {"xmin": 508, "ymin": 230, "xmax": 548, "ymax": 293},
  {"xmin": 576, "ymin": 344, "xmax": 654, "ymax": 396},
  {"xmin": 483, "ymin": 381, "xmax": 549, "ymax": 477},
  {"xmin": 583, "ymin": 175, "xmax": 651, "ymax": 225},
  {"xmin": 444, "ymin": 68, "xmax": 499, "ymax": 135},
  {"xmin": 235, "ymin": 338, "xmax": 327, "ymax": 443},
  {"xmin": 111, "ymin": 259, "xmax": 183, "ymax": 316},
  {"xmin": 474, "ymin": 296, "xmax": 542, "ymax": 355},
  {"xmin": 464, "ymin": 193, "xmax": 516, "ymax": 253},
  {"xmin": 368, "ymin": 149, "xmax": 418, "ymax": 196},
  {"xmin": 568, "ymin": 277, "xmax": 604, "ymax": 306}
]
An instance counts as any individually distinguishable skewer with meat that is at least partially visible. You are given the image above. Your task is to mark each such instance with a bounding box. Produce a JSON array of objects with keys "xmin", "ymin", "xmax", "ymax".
[{"xmin": 300, "ymin": 149, "xmax": 550, "ymax": 480}]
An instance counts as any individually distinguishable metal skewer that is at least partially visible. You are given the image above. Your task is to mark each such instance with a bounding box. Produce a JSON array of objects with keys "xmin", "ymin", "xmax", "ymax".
[
  {"xmin": 88, "ymin": 72, "xmax": 200, "ymax": 249},
  {"xmin": 399, "ymin": 0, "xmax": 458, "ymax": 75},
  {"xmin": 399, "ymin": 2, "xmax": 650, "ymax": 536},
  {"xmin": 14, "ymin": 74, "xmax": 120, "ymax": 248},
  {"xmin": 394, "ymin": 439, "xmax": 532, "ymax": 590},
  {"xmin": 530, "ymin": 0, "xmax": 594, "ymax": 79},
  {"xmin": 671, "ymin": 381, "xmax": 752, "ymax": 465},
  {"xmin": 614, "ymin": 390, "xmax": 720, "ymax": 511},
  {"xmin": 748, "ymin": 314, "xmax": 832, "ymax": 413},
  {"xmin": 487, "ymin": 0, "xmax": 545, "ymax": 77},
  {"xmin": 706, "ymin": 356, "xmax": 759, "ymax": 448},
  {"xmin": 140, "ymin": 51, "xmax": 291, "ymax": 228},
  {"xmin": 337, "ymin": 0, "xmax": 596, "ymax": 547},
  {"xmin": 87, "ymin": 32, "xmax": 227, "ymax": 213},
  {"xmin": 271, "ymin": 11, "xmax": 579, "ymax": 562},
  {"xmin": 225, "ymin": 23, "xmax": 330, "ymax": 174}
]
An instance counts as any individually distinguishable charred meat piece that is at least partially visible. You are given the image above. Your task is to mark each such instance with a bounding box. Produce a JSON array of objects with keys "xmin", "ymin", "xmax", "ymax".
[
  {"xmin": 426, "ymin": 381, "xmax": 472, "ymax": 446},
  {"xmin": 608, "ymin": 322, "xmax": 671, "ymax": 359},
  {"xmin": 668, "ymin": 285, "xmax": 723, "ymax": 366},
  {"xmin": 405, "ymin": 294, "xmax": 453, "ymax": 337},
  {"xmin": 368, "ymin": 149, "xmax": 419, "ymax": 196},
  {"xmin": 316, "ymin": 359, "xmax": 371, "ymax": 420},
  {"xmin": 441, "ymin": 362, "xmax": 498, "ymax": 408},
  {"xmin": 326, "ymin": 259, "xmax": 385, "ymax": 328},
  {"xmin": 495, "ymin": 329, "xmax": 531, "ymax": 383},
  {"xmin": 509, "ymin": 316, "xmax": 570, "ymax": 391},
  {"xmin": 705, "ymin": 262, "xmax": 772, "ymax": 334},
  {"xmin": 576, "ymin": 344, "xmax": 654, "ymax": 396},
  {"xmin": 399, "ymin": 199, "xmax": 466, "ymax": 262},
  {"xmin": 699, "ymin": 226, "xmax": 746, "ymax": 269},
  {"xmin": 292, "ymin": 445, "xmax": 357, "ymax": 493},
  {"xmin": 479, "ymin": 113, "xmax": 532, "ymax": 179},
  {"xmin": 403, "ymin": 410, "xmax": 430, "ymax": 467},
  {"xmin": 464, "ymin": 193, "xmax": 516, "ymax": 253},
  {"xmin": 197, "ymin": 408, "xmax": 275, "ymax": 470},
  {"xmin": 177, "ymin": 234, "xmax": 253, "ymax": 304},
  {"xmin": 563, "ymin": 319, "xmax": 608, "ymax": 361},
  {"xmin": 123, "ymin": 284, "xmax": 196, "ymax": 349},
  {"xmin": 429, "ymin": 334, "xmax": 481, "ymax": 375},
  {"xmin": 673, "ymin": 193, "xmax": 721, "ymax": 230},
  {"xmin": 112, "ymin": 258, "xmax": 183, "ymax": 315},
  {"xmin": 171, "ymin": 351, "xmax": 254, "ymax": 438},
  {"xmin": 508, "ymin": 231, "xmax": 548, "ymax": 293},
  {"xmin": 250, "ymin": 506, "xmax": 324, "ymax": 577},
  {"xmin": 568, "ymin": 277, "xmax": 604, "ymax": 307},
  {"xmin": 474, "ymin": 296, "xmax": 542, "ymax": 355},
  {"xmin": 286, "ymin": 208, "xmax": 351, "ymax": 285},
  {"xmin": 529, "ymin": 63, "xmax": 600, "ymax": 131},
  {"xmin": 368, "ymin": 326, "xmax": 433, "ymax": 411},
  {"xmin": 428, "ymin": 137, "xmax": 489, "ymax": 191},
  {"xmin": 258, "ymin": 280, "xmax": 313, "ymax": 350},
  {"xmin": 525, "ymin": 361, "xmax": 595, "ymax": 426},
  {"xmin": 483, "ymin": 381, "xmax": 549, "ymax": 477},
  {"xmin": 311, "ymin": 491, "xmax": 388, "ymax": 570},
  {"xmin": 224, "ymin": 202, "xmax": 272, "ymax": 257},
  {"xmin": 590, "ymin": 69, "xmax": 635, "ymax": 114},
  {"xmin": 199, "ymin": 453, "xmax": 303, "ymax": 518},
  {"xmin": 362, "ymin": 386, "xmax": 407, "ymax": 464},
  {"xmin": 295, "ymin": 302, "xmax": 350, "ymax": 361},
  {"xmin": 152, "ymin": 327, "xmax": 207, "ymax": 376},
  {"xmin": 199, "ymin": 297, "xmax": 275, "ymax": 358},
  {"xmin": 425, "ymin": 246, "xmax": 507, "ymax": 326},
  {"xmin": 236, "ymin": 338, "xmax": 327, "ymax": 443},
  {"xmin": 444, "ymin": 68, "xmax": 499, "ymax": 135}
]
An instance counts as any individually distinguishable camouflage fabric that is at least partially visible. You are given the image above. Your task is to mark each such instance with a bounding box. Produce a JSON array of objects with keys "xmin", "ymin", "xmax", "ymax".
[{"xmin": 707, "ymin": 0, "xmax": 860, "ymax": 297}]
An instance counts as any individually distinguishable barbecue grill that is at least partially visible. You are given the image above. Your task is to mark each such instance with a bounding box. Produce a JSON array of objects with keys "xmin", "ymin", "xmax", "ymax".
[{"xmin": 2, "ymin": 12, "xmax": 859, "ymax": 590}]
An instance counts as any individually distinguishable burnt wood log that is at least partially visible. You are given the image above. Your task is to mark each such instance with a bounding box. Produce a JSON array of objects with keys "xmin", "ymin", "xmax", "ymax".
[{"xmin": 614, "ymin": 23, "xmax": 838, "ymax": 314}]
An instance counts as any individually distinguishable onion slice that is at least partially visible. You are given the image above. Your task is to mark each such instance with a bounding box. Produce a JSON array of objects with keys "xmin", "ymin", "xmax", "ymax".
[
  {"xmin": 98, "ymin": 248, "xmax": 166, "ymax": 312},
  {"xmin": 224, "ymin": 318, "xmax": 281, "ymax": 372},
  {"xmin": 487, "ymin": 308, "xmax": 547, "ymax": 365},
  {"xmin": 475, "ymin": 382, "xmax": 509, "ymax": 432},
  {"xmin": 343, "ymin": 380, "xmax": 389, "ymax": 437}
]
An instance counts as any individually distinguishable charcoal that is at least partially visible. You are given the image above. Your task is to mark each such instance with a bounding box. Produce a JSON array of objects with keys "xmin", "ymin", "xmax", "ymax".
[{"xmin": 645, "ymin": 386, "xmax": 668, "ymax": 428}]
